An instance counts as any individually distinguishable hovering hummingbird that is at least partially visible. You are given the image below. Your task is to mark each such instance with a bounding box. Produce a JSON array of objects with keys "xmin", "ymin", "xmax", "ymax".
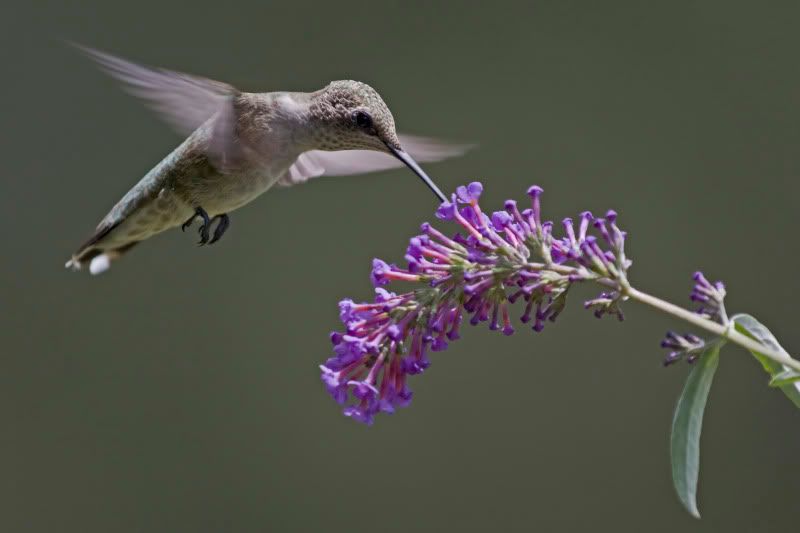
[{"xmin": 65, "ymin": 46, "xmax": 470, "ymax": 275}]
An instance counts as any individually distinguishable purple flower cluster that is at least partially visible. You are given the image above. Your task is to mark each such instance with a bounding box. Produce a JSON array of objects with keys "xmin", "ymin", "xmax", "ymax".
[
  {"xmin": 321, "ymin": 182, "xmax": 634, "ymax": 424},
  {"xmin": 660, "ymin": 271, "xmax": 727, "ymax": 366},
  {"xmin": 690, "ymin": 272, "xmax": 727, "ymax": 323},
  {"xmin": 661, "ymin": 332, "xmax": 706, "ymax": 366}
]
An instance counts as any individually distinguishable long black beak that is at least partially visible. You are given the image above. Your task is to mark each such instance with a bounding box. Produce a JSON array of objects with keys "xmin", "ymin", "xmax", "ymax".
[{"xmin": 386, "ymin": 143, "xmax": 448, "ymax": 203}]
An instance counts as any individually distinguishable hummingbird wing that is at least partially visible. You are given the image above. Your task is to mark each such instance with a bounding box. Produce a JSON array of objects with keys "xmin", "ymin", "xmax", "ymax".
[
  {"xmin": 276, "ymin": 135, "xmax": 471, "ymax": 187},
  {"xmin": 74, "ymin": 45, "xmax": 247, "ymax": 171},
  {"xmin": 74, "ymin": 44, "xmax": 237, "ymax": 135}
]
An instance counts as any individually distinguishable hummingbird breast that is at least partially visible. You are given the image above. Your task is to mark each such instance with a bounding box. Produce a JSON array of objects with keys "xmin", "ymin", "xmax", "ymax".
[{"xmin": 183, "ymin": 162, "xmax": 290, "ymax": 215}]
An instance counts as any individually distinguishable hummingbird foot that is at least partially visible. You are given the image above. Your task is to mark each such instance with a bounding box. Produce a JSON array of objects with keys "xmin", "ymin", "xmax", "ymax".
[{"xmin": 181, "ymin": 207, "xmax": 230, "ymax": 246}]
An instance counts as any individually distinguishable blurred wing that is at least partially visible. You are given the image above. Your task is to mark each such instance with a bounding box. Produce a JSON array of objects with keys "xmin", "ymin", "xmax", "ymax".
[
  {"xmin": 73, "ymin": 44, "xmax": 238, "ymax": 136},
  {"xmin": 276, "ymin": 135, "xmax": 473, "ymax": 187}
]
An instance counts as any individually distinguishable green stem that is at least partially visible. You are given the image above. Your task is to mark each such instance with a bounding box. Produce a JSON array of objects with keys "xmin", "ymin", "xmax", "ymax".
[
  {"xmin": 519, "ymin": 261, "xmax": 797, "ymax": 370},
  {"xmin": 625, "ymin": 286, "xmax": 800, "ymax": 372}
]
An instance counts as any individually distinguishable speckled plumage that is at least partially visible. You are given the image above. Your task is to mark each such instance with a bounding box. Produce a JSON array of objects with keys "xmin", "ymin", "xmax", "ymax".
[
  {"xmin": 307, "ymin": 81, "xmax": 400, "ymax": 150},
  {"xmin": 66, "ymin": 47, "xmax": 470, "ymax": 274}
]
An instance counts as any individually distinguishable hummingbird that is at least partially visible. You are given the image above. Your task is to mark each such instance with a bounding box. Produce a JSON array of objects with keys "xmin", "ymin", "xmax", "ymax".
[{"xmin": 65, "ymin": 46, "xmax": 470, "ymax": 275}]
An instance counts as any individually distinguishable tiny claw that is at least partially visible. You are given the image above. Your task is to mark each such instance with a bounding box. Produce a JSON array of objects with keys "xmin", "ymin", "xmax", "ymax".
[
  {"xmin": 182, "ymin": 207, "xmax": 211, "ymax": 245},
  {"xmin": 208, "ymin": 214, "xmax": 230, "ymax": 245},
  {"xmin": 197, "ymin": 223, "xmax": 211, "ymax": 246}
]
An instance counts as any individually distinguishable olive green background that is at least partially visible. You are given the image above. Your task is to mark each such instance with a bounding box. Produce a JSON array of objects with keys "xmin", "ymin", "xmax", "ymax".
[{"xmin": 3, "ymin": 1, "xmax": 799, "ymax": 531}]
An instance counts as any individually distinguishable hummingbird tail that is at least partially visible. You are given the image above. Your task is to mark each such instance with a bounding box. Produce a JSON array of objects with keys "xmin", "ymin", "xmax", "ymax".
[{"xmin": 65, "ymin": 241, "xmax": 140, "ymax": 275}]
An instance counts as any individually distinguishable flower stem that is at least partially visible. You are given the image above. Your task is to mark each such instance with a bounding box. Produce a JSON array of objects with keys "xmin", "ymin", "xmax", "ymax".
[{"xmin": 625, "ymin": 286, "xmax": 800, "ymax": 372}]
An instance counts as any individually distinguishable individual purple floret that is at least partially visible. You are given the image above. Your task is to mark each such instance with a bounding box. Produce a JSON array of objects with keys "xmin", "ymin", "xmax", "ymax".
[{"xmin": 322, "ymin": 182, "xmax": 634, "ymax": 424}]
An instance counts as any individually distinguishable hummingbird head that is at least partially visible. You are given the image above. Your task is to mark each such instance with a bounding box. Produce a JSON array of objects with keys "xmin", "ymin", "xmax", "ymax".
[
  {"xmin": 310, "ymin": 80, "xmax": 401, "ymax": 151},
  {"xmin": 309, "ymin": 80, "xmax": 448, "ymax": 202}
]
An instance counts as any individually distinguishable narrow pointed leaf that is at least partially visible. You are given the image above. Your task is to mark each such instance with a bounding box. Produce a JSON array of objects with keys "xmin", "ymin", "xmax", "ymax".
[
  {"xmin": 732, "ymin": 314, "xmax": 800, "ymax": 408},
  {"xmin": 768, "ymin": 369, "xmax": 800, "ymax": 387},
  {"xmin": 670, "ymin": 344, "xmax": 721, "ymax": 519}
]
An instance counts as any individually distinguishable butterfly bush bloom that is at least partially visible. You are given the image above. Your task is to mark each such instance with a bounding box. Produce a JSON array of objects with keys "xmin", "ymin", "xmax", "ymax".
[
  {"xmin": 318, "ymin": 181, "xmax": 798, "ymax": 520},
  {"xmin": 321, "ymin": 181, "xmax": 638, "ymax": 424}
]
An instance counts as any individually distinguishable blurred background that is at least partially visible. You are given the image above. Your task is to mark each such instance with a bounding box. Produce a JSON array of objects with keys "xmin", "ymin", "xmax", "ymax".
[{"xmin": 2, "ymin": 1, "xmax": 799, "ymax": 531}]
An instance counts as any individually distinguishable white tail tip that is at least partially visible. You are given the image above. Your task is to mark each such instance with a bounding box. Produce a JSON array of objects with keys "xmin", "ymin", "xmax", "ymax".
[{"xmin": 89, "ymin": 254, "xmax": 111, "ymax": 275}]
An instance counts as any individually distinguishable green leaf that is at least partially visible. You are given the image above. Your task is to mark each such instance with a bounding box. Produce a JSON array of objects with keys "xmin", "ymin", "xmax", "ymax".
[
  {"xmin": 732, "ymin": 313, "xmax": 800, "ymax": 408},
  {"xmin": 670, "ymin": 343, "xmax": 721, "ymax": 519},
  {"xmin": 769, "ymin": 369, "xmax": 800, "ymax": 388}
]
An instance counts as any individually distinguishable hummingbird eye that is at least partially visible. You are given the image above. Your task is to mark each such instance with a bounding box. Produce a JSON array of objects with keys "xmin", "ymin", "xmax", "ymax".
[{"xmin": 352, "ymin": 110, "xmax": 373, "ymax": 130}]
